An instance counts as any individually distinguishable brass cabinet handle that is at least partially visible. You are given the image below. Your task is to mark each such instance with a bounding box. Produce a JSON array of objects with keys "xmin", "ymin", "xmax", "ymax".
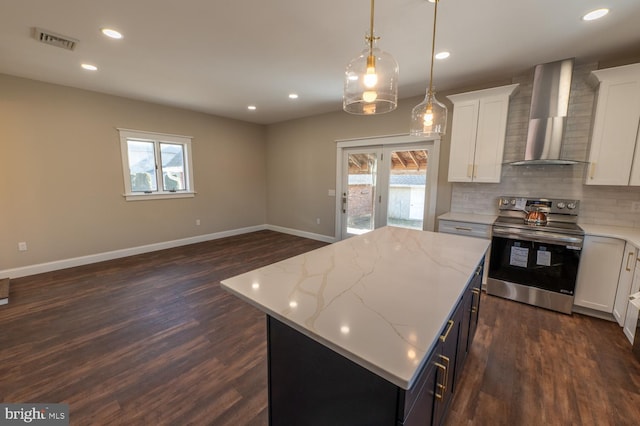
[
  {"xmin": 435, "ymin": 354, "xmax": 450, "ymax": 400},
  {"xmin": 626, "ymin": 251, "xmax": 634, "ymax": 272},
  {"xmin": 471, "ymin": 287, "xmax": 481, "ymax": 313},
  {"xmin": 589, "ymin": 162, "xmax": 596, "ymax": 179},
  {"xmin": 439, "ymin": 320, "xmax": 455, "ymax": 343},
  {"xmin": 467, "ymin": 164, "xmax": 473, "ymax": 178},
  {"xmin": 434, "ymin": 361, "xmax": 447, "ymax": 400},
  {"xmin": 473, "ymin": 164, "xmax": 478, "ymax": 178}
]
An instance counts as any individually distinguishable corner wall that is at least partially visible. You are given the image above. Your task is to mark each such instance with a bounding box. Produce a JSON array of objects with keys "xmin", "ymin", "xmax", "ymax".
[{"xmin": 0, "ymin": 74, "xmax": 267, "ymax": 271}]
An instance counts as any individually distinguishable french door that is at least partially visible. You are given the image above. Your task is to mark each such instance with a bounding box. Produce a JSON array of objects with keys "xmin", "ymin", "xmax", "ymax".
[{"xmin": 338, "ymin": 139, "xmax": 436, "ymax": 240}]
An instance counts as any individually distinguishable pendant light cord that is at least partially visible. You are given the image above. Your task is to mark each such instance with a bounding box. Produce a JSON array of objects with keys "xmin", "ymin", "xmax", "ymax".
[{"xmin": 428, "ymin": 0, "xmax": 439, "ymax": 97}]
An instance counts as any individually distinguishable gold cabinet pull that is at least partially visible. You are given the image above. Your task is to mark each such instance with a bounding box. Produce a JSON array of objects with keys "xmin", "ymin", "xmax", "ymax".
[
  {"xmin": 440, "ymin": 355, "xmax": 450, "ymax": 394},
  {"xmin": 473, "ymin": 164, "xmax": 478, "ymax": 178},
  {"xmin": 472, "ymin": 288, "xmax": 481, "ymax": 295},
  {"xmin": 439, "ymin": 320, "xmax": 455, "ymax": 343},
  {"xmin": 626, "ymin": 251, "xmax": 634, "ymax": 271},
  {"xmin": 435, "ymin": 354, "xmax": 450, "ymax": 400},
  {"xmin": 455, "ymin": 226, "xmax": 473, "ymax": 232},
  {"xmin": 434, "ymin": 361, "xmax": 447, "ymax": 400},
  {"xmin": 467, "ymin": 164, "xmax": 473, "ymax": 178},
  {"xmin": 589, "ymin": 162, "xmax": 596, "ymax": 179}
]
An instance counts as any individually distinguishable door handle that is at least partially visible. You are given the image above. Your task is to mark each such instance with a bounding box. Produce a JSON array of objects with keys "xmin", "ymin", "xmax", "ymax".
[{"xmin": 342, "ymin": 193, "xmax": 347, "ymax": 214}]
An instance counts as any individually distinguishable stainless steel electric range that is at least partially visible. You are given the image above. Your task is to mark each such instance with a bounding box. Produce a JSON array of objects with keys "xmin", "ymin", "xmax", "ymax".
[{"xmin": 487, "ymin": 196, "xmax": 584, "ymax": 314}]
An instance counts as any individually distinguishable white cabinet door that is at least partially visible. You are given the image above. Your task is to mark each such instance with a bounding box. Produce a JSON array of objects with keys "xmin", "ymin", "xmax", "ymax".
[
  {"xmin": 613, "ymin": 243, "xmax": 638, "ymax": 326},
  {"xmin": 473, "ymin": 95, "xmax": 511, "ymax": 183},
  {"xmin": 447, "ymin": 84, "xmax": 518, "ymax": 183},
  {"xmin": 586, "ymin": 64, "xmax": 640, "ymax": 186},
  {"xmin": 574, "ymin": 236, "xmax": 624, "ymax": 312},
  {"xmin": 447, "ymin": 100, "xmax": 479, "ymax": 182},
  {"xmin": 623, "ymin": 260, "xmax": 640, "ymax": 344}
]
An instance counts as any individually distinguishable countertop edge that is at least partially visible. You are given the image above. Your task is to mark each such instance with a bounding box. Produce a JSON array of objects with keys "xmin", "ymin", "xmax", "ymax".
[
  {"xmin": 579, "ymin": 223, "xmax": 640, "ymax": 249},
  {"xmin": 438, "ymin": 212, "xmax": 498, "ymax": 225}
]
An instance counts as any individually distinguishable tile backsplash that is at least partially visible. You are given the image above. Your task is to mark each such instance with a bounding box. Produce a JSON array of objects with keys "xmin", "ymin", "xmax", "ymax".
[{"xmin": 450, "ymin": 62, "xmax": 640, "ymax": 228}]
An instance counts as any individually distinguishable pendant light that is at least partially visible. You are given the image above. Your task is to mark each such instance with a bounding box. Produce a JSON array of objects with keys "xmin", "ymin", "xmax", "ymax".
[
  {"xmin": 343, "ymin": 0, "xmax": 399, "ymax": 115},
  {"xmin": 410, "ymin": 0, "xmax": 447, "ymax": 136}
]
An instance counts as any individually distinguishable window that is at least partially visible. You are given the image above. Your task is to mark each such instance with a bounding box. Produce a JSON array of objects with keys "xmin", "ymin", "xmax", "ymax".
[{"xmin": 118, "ymin": 129, "xmax": 195, "ymax": 201}]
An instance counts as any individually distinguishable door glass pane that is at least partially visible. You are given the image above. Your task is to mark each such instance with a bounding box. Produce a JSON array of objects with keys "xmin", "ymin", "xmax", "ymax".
[
  {"xmin": 347, "ymin": 153, "xmax": 377, "ymax": 235},
  {"xmin": 387, "ymin": 150, "xmax": 428, "ymax": 230},
  {"xmin": 127, "ymin": 140, "xmax": 157, "ymax": 192},
  {"xmin": 160, "ymin": 143, "xmax": 186, "ymax": 191}
]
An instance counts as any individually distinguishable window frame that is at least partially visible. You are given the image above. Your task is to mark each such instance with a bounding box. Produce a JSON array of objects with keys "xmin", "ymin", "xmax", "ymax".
[{"xmin": 118, "ymin": 128, "xmax": 195, "ymax": 201}]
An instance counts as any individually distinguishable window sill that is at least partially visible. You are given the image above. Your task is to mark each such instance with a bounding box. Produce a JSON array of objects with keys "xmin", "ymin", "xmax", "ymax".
[{"xmin": 123, "ymin": 191, "xmax": 196, "ymax": 201}]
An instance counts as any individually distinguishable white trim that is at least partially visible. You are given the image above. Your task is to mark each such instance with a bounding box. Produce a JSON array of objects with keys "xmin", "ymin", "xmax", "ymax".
[
  {"xmin": 265, "ymin": 225, "xmax": 336, "ymax": 244},
  {"xmin": 1, "ymin": 225, "xmax": 267, "ymax": 279},
  {"xmin": 334, "ymin": 135, "xmax": 441, "ymax": 240},
  {"xmin": 118, "ymin": 129, "xmax": 195, "ymax": 200},
  {"xmin": 0, "ymin": 298, "xmax": 7, "ymax": 306},
  {"xmin": 124, "ymin": 191, "xmax": 196, "ymax": 201},
  {"xmin": 116, "ymin": 127, "xmax": 194, "ymax": 140},
  {"xmin": 0, "ymin": 224, "xmax": 337, "ymax": 279},
  {"xmin": 336, "ymin": 133, "xmax": 439, "ymax": 148}
]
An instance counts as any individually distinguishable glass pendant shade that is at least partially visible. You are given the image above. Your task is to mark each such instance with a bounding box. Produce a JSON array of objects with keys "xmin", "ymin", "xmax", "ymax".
[
  {"xmin": 343, "ymin": 40, "xmax": 399, "ymax": 115},
  {"xmin": 410, "ymin": 90, "xmax": 448, "ymax": 137}
]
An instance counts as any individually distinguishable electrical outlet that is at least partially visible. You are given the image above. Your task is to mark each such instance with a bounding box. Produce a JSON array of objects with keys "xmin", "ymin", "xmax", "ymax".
[
  {"xmin": 18, "ymin": 242, "xmax": 27, "ymax": 251},
  {"xmin": 316, "ymin": 218, "xmax": 321, "ymax": 225},
  {"xmin": 195, "ymin": 219, "xmax": 201, "ymax": 226},
  {"xmin": 632, "ymin": 202, "xmax": 640, "ymax": 213}
]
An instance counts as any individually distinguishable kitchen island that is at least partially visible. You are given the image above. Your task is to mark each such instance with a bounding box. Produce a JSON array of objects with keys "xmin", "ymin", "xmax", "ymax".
[{"xmin": 221, "ymin": 226, "xmax": 489, "ymax": 425}]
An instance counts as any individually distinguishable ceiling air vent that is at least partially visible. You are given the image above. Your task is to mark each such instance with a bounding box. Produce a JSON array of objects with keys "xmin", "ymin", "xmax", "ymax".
[{"xmin": 32, "ymin": 27, "xmax": 78, "ymax": 51}]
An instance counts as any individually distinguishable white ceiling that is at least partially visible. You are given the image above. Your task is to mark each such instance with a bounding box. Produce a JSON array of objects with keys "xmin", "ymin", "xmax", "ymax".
[{"xmin": 2, "ymin": 0, "xmax": 640, "ymax": 125}]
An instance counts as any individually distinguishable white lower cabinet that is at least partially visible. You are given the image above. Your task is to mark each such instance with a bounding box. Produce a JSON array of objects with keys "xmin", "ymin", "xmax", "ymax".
[
  {"xmin": 623, "ymin": 259, "xmax": 640, "ymax": 344},
  {"xmin": 613, "ymin": 243, "xmax": 638, "ymax": 325},
  {"xmin": 574, "ymin": 236, "xmax": 625, "ymax": 313}
]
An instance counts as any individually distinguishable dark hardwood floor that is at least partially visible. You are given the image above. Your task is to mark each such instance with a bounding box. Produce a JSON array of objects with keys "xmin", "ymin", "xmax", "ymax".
[{"xmin": 1, "ymin": 230, "xmax": 639, "ymax": 425}]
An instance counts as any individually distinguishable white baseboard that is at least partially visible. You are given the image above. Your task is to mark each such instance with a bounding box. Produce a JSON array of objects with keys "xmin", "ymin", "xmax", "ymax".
[
  {"xmin": 0, "ymin": 224, "xmax": 337, "ymax": 280},
  {"xmin": 265, "ymin": 225, "xmax": 336, "ymax": 244},
  {"xmin": 1, "ymin": 224, "xmax": 267, "ymax": 279},
  {"xmin": 0, "ymin": 298, "xmax": 7, "ymax": 305}
]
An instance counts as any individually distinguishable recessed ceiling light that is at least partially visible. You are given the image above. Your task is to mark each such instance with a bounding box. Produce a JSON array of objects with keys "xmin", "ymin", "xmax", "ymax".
[
  {"xmin": 288, "ymin": 93, "xmax": 299, "ymax": 99},
  {"xmin": 435, "ymin": 51, "xmax": 450, "ymax": 60},
  {"xmin": 81, "ymin": 63, "xmax": 98, "ymax": 71},
  {"xmin": 582, "ymin": 8, "xmax": 609, "ymax": 21},
  {"xmin": 101, "ymin": 28, "xmax": 123, "ymax": 39},
  {"xmin": 247, "ymin": 105, "xmax": 257, "ymax": 111}
]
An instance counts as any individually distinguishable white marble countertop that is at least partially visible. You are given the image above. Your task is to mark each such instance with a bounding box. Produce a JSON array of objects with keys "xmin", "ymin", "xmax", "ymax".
[
  {"xmin": 221, "ymin": 226, "xmax": 490, "ymax": 389},
  {"xmin": 579, "ymin": 223, "xmax": 640, "ymax": 249},
  {"xmin": 438, "ymin": 212, "xmax": 498, "ymax": 225}
]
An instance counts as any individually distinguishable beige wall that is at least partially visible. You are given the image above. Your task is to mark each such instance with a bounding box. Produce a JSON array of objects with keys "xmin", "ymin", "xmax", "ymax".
[
  {"xmin": 265, "ymin": 96, "xmax": 458, "ymax": 238},
  {"xmin": 0, "ymin": 74, "xmax": 266, "ymax": 270}
]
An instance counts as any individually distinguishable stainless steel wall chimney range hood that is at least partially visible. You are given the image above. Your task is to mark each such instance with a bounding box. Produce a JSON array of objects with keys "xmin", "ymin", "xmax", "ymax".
[{"xmin": 511, "ymin": 58, "xmax": 581, "ymax": 165}]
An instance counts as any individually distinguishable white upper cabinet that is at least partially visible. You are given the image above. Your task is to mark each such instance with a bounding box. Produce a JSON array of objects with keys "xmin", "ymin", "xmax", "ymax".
[
  {"xmin": 586, "ymin": 63, "xmax": 640, "ymax": 186},
  {"xmin": 447, "ymin": 84, "xmax": 518, "ymax": 183}
]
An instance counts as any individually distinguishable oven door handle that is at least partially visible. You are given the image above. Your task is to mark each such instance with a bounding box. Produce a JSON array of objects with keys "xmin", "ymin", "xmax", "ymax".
[{"xmin": 492, "ymin": 226, "xmax": 583, "ymax": 248}]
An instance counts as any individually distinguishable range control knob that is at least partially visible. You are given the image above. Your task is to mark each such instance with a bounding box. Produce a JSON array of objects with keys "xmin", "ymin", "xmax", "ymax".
[
  {"xmin": 501, "ymin": 198, "xmax": 510, "ymax": 206},
  {"xmin": 567, "ymin": 202, "xmax": 576, "ymax": 210},
  {"xmin": 557, "ymin": 202, "xmax": 566, "ymax": 209},
  {"xmin": 510, "ymin": 199, "xmax": 517, "ymax": 206}
]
